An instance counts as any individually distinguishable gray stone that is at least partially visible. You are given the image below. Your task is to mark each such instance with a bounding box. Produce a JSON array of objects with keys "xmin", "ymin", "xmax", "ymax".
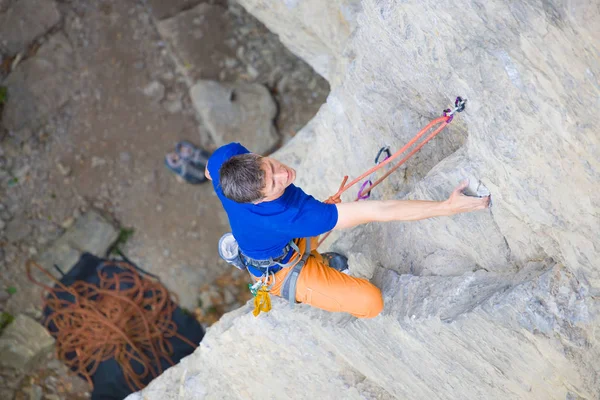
[
  {"xmin": 91, "ymin": 156, "xmax": 107, "ymax": 168},
  {"xmin": 0, "ymin": 0, "xmax": 61, "ymax": 55},
  {"xmin": 163, "ymin": 97, "xmax": 182, "ymax": 114},
  {"xmin": 56, "ymin": 162, "xmax": 71, "ymax": 177},
  {"xmin": 190, "ymin": 80, "xmax": 279, "ymax": 154},
  {"xmin": 34, "ymin": 210, "xmax": 118, "ymax": 279},
  {"xmin": 156, "ymin": 3, "xmax": 235, "ymax": 82},
  {"xmin": 2, "ymin": 33, "xmax": 75, "ymax": 131},
  {"xmin": 29, "ymin": 384, "xmax": 42, "ymax": 400},
  {"xmin": 142, "ymin": 81, "xmax": 166, "ymax": 103},
  {"xmin": 119, "ymin": 152, "xmax": 132, "ymax": 163},
  {"xmin": 0, "ymin": 314, "xmax": 54, "ymax": 372},
  {"xmin": 4, "ymin": 219, "xmax": 32, "ymax": 242}
]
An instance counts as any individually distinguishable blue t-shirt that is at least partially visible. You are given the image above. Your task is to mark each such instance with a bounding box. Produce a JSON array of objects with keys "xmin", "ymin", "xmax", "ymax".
[{"xmin": 208, "ymin": 143, "xmax": 338, "ymax": 263}]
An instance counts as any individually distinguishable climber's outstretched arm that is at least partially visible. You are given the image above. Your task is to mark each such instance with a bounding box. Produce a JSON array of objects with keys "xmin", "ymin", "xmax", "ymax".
[{"xmin": 333, "ymin": 181, "xmax": 489, "ymax": 230}]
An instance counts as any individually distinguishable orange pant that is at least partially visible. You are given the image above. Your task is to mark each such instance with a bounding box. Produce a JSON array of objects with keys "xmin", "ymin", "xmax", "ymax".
[{"xmin": 263, "ymin": 237, "xmax": 383, "ymax": 319}]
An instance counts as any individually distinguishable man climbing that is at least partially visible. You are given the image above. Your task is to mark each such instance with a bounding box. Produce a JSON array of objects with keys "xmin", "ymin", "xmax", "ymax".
[{"xmin": 206, "ymin": 142, "xmax": 490, "ymax": 319}]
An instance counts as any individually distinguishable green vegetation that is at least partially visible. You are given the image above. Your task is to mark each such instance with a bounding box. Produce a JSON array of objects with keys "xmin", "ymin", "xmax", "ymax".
[
  {"xmin": 0, "ymin": 312, "xmax": 14, "ymax": 334},
  {"xmin": 0, "ymin": 86, "xmax": 7, "ymax": 105},
  {"xmin": 109, "ymin": 227, "xmax": 135, "ymax": 255}
]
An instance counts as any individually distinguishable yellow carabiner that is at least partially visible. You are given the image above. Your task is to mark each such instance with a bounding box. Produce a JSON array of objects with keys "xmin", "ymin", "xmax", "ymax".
[{"xmin": 252, "ymin": 287, "xmax": 272, "ymax": 316}]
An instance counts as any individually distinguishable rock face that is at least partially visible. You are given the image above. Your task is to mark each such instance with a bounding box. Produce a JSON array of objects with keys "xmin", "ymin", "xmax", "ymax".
[
  {"xmin": 130, "ymin": 0, "xmax": 600, "ymax": 399},
  {"xmin": 235, "ymin": 0, "xmax": 361, "ymax": 84},
  {"xmin": 190, "ymin": 80, "xmax": 279, "ymax": 154}
]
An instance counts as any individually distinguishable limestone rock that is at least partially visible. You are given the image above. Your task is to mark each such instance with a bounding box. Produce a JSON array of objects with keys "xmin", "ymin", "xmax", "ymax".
[
  {"xmin": 142, "ymin": 81, "xmax": 166, "ymax": 103},
  {"xmin": 156, "ymin": 3, "xmax": 235, "ymax": 82},
  {"xmin": 34, "ymin": 210, "xmax": 118, "ymax": 278},
  {"xmin": 190, "ymin": 80, "xmax": 279, "ymax": 154},
  {"xmin": 2, "ymin": 33, "xmax": 75, "ymax": 131},
  {"xmin": 236, "ymin": 0, "xmax": 361, "ymax": 84},
  {"xmin": 0, "ymin": 314, "xmax": 54, "ymax": 372},
  {"xmin": 131, "ymin": 0, "xmax": 600, "ymax": 398},
  {"xmin": 0, "ymin": 0, "xmax": 61, "ymax": 55},
  {"xmin": 130, "ymin": 262, "xmax": 599, "ymax": 400}
]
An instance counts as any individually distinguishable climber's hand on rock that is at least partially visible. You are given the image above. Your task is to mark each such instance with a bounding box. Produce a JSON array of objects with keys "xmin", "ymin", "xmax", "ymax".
[{"xmin": 444, "ymin": 180, "xmax": 490, "ymax": 215}]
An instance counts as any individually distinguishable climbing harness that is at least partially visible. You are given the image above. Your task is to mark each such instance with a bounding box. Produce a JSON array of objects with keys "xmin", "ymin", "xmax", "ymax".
[
  {"xmin": 280, "ymin": 238, "xmax": 311, "ymax": 309},
  {"xmin": 318, "ymin": 96, "xmax": 467, "ymax": 247},
  {"xmin": 218, "ymin": 232, "xmax": 310, "ymax": 316},
  {"xmin": 357, "ymin": 146, "xmax": 392, "ymax": 200},
  {"xmin": 248, "ymin": 239, "xmax": 310, "ymax": 315}
]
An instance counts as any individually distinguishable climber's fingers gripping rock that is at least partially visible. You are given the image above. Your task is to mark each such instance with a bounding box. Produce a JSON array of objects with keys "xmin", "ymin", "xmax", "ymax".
[{"xmin": 446, "ymin": 180, "xmax": 490, "ymax": 214}]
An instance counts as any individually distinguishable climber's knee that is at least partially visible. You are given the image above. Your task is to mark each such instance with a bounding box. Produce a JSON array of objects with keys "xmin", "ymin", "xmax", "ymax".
[{"xmin": 350, "ymin": 284, "xmax": 384, "ymax": 319}]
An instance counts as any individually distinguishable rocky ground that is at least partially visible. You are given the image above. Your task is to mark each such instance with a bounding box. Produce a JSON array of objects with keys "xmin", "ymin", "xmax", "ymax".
[{"xmin": 0, "ymin": 0, "xmax": 329, "ymax": 398}]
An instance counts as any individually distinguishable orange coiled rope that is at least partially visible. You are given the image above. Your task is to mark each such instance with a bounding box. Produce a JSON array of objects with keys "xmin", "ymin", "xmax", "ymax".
[
  {"xmin": 319, "ymin": 97, "xmax": 466, "ymax": 247},
  {"xmin": 26, "ymin": 259, "xmax": 198, "ymax": 392}
]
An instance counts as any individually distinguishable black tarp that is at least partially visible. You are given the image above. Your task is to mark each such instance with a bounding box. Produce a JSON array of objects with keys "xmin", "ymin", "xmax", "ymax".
[{"xmin": 42, "ymin": 253, "xmax": 204, "ymax": 400}]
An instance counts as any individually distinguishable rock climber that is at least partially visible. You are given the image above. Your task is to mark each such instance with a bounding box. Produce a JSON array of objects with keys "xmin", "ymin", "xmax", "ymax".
[{"xmin": 206, "ymin": 142, "xmax": 490, "ymax": 318}]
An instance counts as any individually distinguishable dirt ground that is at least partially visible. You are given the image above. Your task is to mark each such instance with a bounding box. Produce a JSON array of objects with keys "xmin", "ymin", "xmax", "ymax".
[{"xmin": 0, "ymin": 0, "xmax": 328, "ymax": 398}]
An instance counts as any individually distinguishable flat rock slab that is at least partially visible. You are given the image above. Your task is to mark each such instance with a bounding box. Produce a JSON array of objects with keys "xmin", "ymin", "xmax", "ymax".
[
  {"xmin": 191, "ymin": 80, "xmax": 279, "ymax": 154},
  {"xmin": 2, "ymin": 32, "xmax": 74, "ymax": 132},
  {"xmin": 156, "ymin": 3, "xmax": 235, "ymax": 81},
  {"xmin": 34, "ymin": 210, "xmax": 118, "ymax": 279},
  {"xmin": 0, "ymin": 314, "xmax": 54, "ymax": 372},
  {"xmin": 0, "ymin": 0, "xmax": 60, "ymax": 55}
]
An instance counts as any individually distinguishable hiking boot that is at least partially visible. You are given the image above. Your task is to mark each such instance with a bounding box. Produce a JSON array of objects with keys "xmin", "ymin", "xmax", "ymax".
[{"xmin": 321, "ymin": 252, "xmax": 349, "ymax": 274}]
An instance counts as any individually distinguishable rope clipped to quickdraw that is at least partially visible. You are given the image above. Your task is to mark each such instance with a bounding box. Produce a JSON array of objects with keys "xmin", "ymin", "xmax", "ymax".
[
  {"xmin": 357, "ymin": 146, "xmax": 392, "ymax": 200},
  {"xmin": 252, "ymin": 287, "xmax": 272, "ymax": 316},
  {"xmin": 319, "ymin": 97, "xmax": 467, "ymax": 247}
]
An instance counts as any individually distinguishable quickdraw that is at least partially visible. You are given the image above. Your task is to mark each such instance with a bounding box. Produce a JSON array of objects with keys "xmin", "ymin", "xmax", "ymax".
[
  {"xmin": 318, "ymin": 96, "xmax": 467, "ymax": 248},
  {"xmin": 357, "ymin": 146, "xmax": 392, "ymax": 200},
  {"xmin": 249, "ymin": 267, "xmax": 276, "ymax": 316},
  {"xmin": 443, "ymin": 96, "xmax": 467, "ymax": 123},
  {"xmin": 252, "ymin": 287, "xmax": 272, "ymax": 316}
]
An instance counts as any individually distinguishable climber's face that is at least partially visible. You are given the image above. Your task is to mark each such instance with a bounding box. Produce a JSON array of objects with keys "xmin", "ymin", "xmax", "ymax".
[{"xmin": 257, "ymin": 157, "xmax": 296, "ymax": 202}]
